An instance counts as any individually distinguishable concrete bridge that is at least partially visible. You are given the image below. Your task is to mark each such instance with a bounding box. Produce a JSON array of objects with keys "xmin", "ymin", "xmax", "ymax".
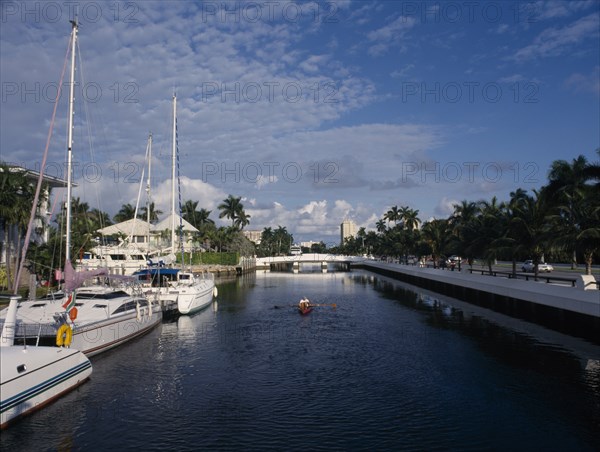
[{"xmin": 255, "ymin": 254, "xmax": 369, "ymax": 273}]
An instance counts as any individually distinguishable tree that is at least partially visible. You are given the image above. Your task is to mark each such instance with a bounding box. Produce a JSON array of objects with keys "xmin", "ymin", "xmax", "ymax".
[
  {"xmin": 384, "ymin": 205, "xmax": 401, "ymax": 226},
  {"xmin": 546, "ymin": 155, "xmax": 591, "ymax": 268},
  {"xmin": 401, "ymin": 207, "xmax": 420, "ymax": 232},
  {"xmin": 218, "ymin": 195, "xmax": 250, "ymax": 230},
  {"xmin": 0, "ymin": 165, "xmax": 36, "ymax": 290},
  {"xmin": 141, "ymin": 202, "xmax": 162, "ymax": 223},
  {"xmin": 421, "ymin": 219, "xmax": 451, "ymax": 268},
  {"xmin": 114, "ymin": 203, "xmax": 137, "ymax": 223},
  {"xmin": 450, "ymin": 200, "xmax": 480, "ymax": 266},
  {"xmin": 510, "ymin": 190, "xmax": 554, "ymax": 280}
]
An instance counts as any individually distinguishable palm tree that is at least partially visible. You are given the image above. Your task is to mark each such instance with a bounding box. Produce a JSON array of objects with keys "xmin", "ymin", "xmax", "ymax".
[
  {"xmin": 182, "ymin": 200, "xmax": 199, "ymax": 225},
  {"xmin": 421, "ymin": 219, "xmax": 451, "ymax": 268},
  {"xmin": 497, "ymin": 188, "xmax": 530, "ymax": 277},
  {"xmin": 140, "ymin": 202, "xmax": 162, "ymax": 223},
  {"xmin": 510, "ymin": 190, "xmax": 554, "ymax": 280},
  {"xmin": 471, "ymin": 197, "xmax": 504, "ymax": 273},
  {"xmin": 0, "ymin": 165, "xmax": 35, "ymax": 290},
  {"xmin": 234, "ymin": 209, "xmax": 251, "ymax": 230},
  {"xmin": 546, "ymin": 155, "xmax": 591, "ymax": 269},
  {"xmin": 401, "ymin": 207, "xmax": 421, "ymax": 232},
  {"xmin": 384, "ymin": 205, "xmax": 401, "ymax": 226},
  {"xmin": 114, "ymin": 203, "xmax": 137, "ymax": 223},
  {"xmin": 450, "ymin": 200, "xmax": 480, "ymax": 266},
  {"xmin": 218, "ymin": 195, "xmax": 250, "ymax": 230}
]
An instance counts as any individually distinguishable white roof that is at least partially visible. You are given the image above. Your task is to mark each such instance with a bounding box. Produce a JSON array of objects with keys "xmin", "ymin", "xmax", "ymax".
[
  {"xmin": 97, "ymin": 218, "xmax": 152, "ymax": 237},
  {"xmin": 151, "ymin": 214, "xmax": 198, "ymax": 233}
]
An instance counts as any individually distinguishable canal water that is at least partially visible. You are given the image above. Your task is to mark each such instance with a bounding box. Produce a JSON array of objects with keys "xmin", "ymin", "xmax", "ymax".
[{"xmin": 2, "ymin": 270, "xmax": 599, "ymax": 451}]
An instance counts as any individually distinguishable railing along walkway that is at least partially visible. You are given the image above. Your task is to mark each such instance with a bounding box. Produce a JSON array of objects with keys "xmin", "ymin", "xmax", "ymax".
[{"xmin": 466, "ymin": 268, "xmax": 578, "ymax": 287}]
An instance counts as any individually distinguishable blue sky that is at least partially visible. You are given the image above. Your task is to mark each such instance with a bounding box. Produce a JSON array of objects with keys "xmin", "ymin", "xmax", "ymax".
[{"xmin": 1, "ymin": 0, "xmax": 598, "ymax": 245}]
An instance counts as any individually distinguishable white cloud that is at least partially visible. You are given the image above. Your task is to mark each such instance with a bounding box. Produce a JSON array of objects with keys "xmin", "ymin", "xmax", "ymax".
[
  {"xmin": 367, "ymin": 15, "xmax": 417, "ymax": 56},
  {"xmin": 564, "ymin": 66, "xmax": 600, "ymax": 96},
  {"xmin": 513, "ymin": 13, "xmax": 599, "ymax": 61}
]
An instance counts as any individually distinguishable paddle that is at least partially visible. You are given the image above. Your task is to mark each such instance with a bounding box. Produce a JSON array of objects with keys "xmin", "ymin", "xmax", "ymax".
[
  {"xmin": 308, "ymin": 303, "xmax": 337, "ymax": 308},
  {"xmin": 273, "ymin": 303, "xmax": 337, "ymax": 309}
]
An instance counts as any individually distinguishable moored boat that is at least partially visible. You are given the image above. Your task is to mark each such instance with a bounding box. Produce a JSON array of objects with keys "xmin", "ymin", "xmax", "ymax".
[
  {"xmin": 0, "ymin": 295, "xmax": 92, "ymax": 429},
  {"xmin": 0, "ymin": 20, "xmax": 162, "ymax": 357}
]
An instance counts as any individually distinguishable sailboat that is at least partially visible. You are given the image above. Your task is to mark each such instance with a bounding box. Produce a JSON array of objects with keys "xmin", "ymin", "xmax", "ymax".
[
  {"xmin": 0, "ymin": 20, "xmax": 162, "ymax": 356},
  {"xmin": 76, "ymin": 134, "xmax": 155, "ymax": 276},
  {"xmin": 132, "ymin": 94, "xmax": 216, "ymax": 316},
  {"xmin": 0, "ymin": 295, "xmax": 92, "ymax": 429}
]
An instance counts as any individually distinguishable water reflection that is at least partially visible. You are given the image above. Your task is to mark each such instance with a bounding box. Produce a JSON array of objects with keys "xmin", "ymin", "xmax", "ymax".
[{"xmin": 353, "ymin": 273, "xmax": 600, "ymax": 394}]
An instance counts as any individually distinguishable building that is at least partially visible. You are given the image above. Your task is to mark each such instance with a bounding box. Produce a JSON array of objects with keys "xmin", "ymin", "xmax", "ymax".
[
  {"xmin": 340, "ymin": 219, "xmax": 357, "ymax": 245},
  {"xmin": 242, "ymin": 229, "xmax": 262, "ymax": 244},
  {"xmin": 0, "ymin": 165, "xmax": 68, "ymax": 265}
]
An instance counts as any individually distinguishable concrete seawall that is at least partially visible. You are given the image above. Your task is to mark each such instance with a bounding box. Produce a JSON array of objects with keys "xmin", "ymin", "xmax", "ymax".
[{"xmin": 354, "ymin": 261, "xmax": 600, "ymax": 345}]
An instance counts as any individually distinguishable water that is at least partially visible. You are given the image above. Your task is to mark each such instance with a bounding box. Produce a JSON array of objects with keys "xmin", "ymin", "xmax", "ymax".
[{"xmin": 2, "ymin": 270, "xmax": 599, "ymax": 451}]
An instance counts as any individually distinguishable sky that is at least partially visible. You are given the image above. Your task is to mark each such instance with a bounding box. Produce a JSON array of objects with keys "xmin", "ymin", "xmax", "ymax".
[{"xmin": 1, "ymin": 0, "xmax": 599, "ymax": 246}]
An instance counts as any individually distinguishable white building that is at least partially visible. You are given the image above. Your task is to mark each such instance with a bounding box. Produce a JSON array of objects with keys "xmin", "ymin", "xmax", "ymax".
[{"xmin": 340, "ymin": 219, "xmax": 358, "ymax": 245}]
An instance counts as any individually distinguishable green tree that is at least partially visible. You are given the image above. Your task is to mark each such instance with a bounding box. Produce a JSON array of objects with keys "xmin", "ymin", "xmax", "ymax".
[
  {"xmin": 0, "ymin": 165, "xmax": 36, "ymax": 290},
  {"xmin": 114, "ymin": 203, "xmax": 137, "ymax": 223},
  {"xmin": 511, "ymin": 190, "xmax": 554, "ymax": 280},
  {"xmin": 218, "ymin": 195, "xmax": 250, "ymax": 230},
  {"xmin": 141, "ymin": 202, "xmax": 162, "ymax": 223},
  {"xmin": 421, "ymin": 219, "xmax": 451, "ymax": 268}
]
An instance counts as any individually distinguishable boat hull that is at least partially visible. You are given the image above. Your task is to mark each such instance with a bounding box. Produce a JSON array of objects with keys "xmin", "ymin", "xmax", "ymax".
[
  {"xmin": 0, "ymin": 347, "xmax": 92, "ymax": 429},
  {"xmin": 298, "ymin": 307, "xmax": 313, "ymax": 315},
  {"xmin": 177, "ymin": 280, "xmax": 215, "ymax": 315},
  {"xmin": 0, "ymin": 295, "xmax": 163, "ymax": 357}
]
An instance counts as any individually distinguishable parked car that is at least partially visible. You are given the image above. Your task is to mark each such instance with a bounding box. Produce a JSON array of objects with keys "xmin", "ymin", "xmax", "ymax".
[
  {"xmin": 446, "ymin": 255, "xmax": 461, "ymax": 265},
  {"xmin": 522, "ymin": 260, "xmax": 553, "ymax": 272}
]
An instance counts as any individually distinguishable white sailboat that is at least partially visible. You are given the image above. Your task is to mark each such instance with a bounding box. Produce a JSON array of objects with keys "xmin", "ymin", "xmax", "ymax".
[
  {"xmin": 133, "ymin": 94, "xmax": 216, "ymax": 316},
  {"xmin": 1, "ymin": 295, "xmax": 92, "ymax": 429},
  {"xmin": 0, "ymin": 20, "xmax": 162, "ymax": 356}
]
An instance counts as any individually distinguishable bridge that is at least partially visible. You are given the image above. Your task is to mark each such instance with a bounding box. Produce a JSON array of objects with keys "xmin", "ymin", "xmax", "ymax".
[{"xmin": 255, "ymin": 254, "xmax": 369, "ymax": 273}]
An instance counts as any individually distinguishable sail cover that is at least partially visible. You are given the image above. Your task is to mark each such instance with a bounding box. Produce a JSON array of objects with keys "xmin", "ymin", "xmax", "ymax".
[{"xmin": 63, "ymin": 259, "xmax": 108, "ymax": 292}]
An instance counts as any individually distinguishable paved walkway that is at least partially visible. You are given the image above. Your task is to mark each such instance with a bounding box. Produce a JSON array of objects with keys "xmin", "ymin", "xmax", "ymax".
[{"xmin": 358, "ymin": 261, "xmax": 600, "ymax": 318}]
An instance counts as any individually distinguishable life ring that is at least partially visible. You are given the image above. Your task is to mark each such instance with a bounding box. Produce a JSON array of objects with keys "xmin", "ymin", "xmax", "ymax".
[{"xmin": 56, "ymin": 324, "xmax": 73, "ymax": 347}]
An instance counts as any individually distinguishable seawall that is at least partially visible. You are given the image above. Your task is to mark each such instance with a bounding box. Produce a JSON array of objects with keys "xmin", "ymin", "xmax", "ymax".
[{"xmin": 354, "ymin": 261, "xmax": 600, "ymax": 345}]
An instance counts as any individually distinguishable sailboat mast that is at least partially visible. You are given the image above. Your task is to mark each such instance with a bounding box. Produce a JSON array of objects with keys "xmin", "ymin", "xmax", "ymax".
[
  {"xmin": 65, "ymin": 19, "xmax": 78, "ymax": 262},
  {"xmin": 146, "ymin": 133, "xmax": 152, "ymax": 247},
  {"xmin": 170, "ymin": 94, "xmax": 177, "ymax": 252}
]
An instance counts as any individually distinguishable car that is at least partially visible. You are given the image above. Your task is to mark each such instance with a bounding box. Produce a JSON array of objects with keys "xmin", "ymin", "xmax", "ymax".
[
  {"xmin": 522, "ymin": 260, "xmax": 553, "ymax": 272},
  {"xmin": 446, "ymin": 255, "xmax": 462, "ymax": 268}
]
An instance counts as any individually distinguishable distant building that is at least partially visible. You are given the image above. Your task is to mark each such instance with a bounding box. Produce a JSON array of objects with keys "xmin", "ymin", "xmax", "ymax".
[
  {"xmin": 340, "ymin": 219, "xmax": 357, "ymax": 245},
  {"xmin": 300, "ymin": 240, "xmax": 320, "ymax": 249},
  {"xmin": 243, "ymin": 229, "xmax": 262, "ymax": 244}
]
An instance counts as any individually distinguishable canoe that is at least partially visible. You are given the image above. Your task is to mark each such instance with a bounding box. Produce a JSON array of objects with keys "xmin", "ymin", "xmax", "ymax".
[{"xmin": 298, "ymin": 306, "xmax": 313, "ymax": 315}]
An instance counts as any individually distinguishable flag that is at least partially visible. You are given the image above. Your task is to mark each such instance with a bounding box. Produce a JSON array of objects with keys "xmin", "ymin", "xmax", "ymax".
[{"xmin": 62, "ymin": 293, "xmax": 76, "ymax": 312}]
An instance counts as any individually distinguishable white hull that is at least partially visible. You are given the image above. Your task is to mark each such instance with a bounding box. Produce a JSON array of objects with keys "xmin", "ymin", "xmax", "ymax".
[
  {"xmin": 69, "ymin": 305, "xmax": 162, "ymax": 357},
  {"xmin": 177, "ymin": 278, "xmax": 215, "ymax": 315},
  {"xmin": 0, "ymin": 346, "xmax": 91, "ymax": 428},
  {"xmin": 134, "ymin": 270, "xmax": 215, "ymax": 316},
  {"xmin": 0, "ymin": 288, "xmax": 162, "ymax": 356}
]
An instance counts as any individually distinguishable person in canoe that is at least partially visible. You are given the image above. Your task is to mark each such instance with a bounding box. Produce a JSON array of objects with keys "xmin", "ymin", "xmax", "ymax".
[{"xmin": 299, "ymin": 297, "xmax": 311, "ymax": 311}]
